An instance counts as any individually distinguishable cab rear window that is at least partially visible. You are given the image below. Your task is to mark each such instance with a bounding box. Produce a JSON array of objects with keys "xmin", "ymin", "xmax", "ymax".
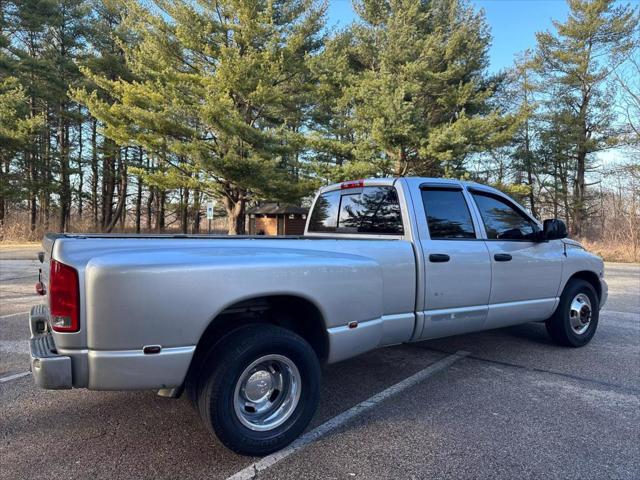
[{"xmin": 308, "ymin": 186, "xmax": 404, "ymax": 235}]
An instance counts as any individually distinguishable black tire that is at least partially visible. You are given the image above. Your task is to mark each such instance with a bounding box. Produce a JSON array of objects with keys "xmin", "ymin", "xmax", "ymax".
[
  {"xmin": 196, "ymin": 324, "xmax": 320, "ymax": 456},
  {"xmin": 546, "ymin": 279, "xmax": 599, "ymax": 347}
]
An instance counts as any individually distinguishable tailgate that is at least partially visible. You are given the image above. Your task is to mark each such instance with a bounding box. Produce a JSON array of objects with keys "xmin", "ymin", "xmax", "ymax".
[{"xmin": 40, "ymin": 233, "xmax": 62, "ymax": 289}]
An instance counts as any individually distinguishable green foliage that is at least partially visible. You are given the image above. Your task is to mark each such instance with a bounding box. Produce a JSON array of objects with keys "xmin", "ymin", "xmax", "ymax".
[
  {"xmin": 309, "ymin": 0, "xmax": 517, "ymax": 181},
  {"xmin": 75, "ymin": 0, "xmax": 326, "ymax": 232},
  {"xmin": 534, "ymin": 0, "xmax": 639, "ymax": 234},
  {"xmin": 5, "ymin": 0, "xmax": 634, "ymax": 238},
  {"xmin": 0, "ymin": 77, "xmax": 44, "ymax": 158},
  {"xmin": 0, "ymin": 77, "xmax": 45, "ymax": 205}
]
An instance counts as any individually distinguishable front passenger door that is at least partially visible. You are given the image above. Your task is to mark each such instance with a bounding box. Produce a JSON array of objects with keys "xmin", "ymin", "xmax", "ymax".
[{"xmin": 470, "ymin": 190, "xmax": 563, "ymax": 329}]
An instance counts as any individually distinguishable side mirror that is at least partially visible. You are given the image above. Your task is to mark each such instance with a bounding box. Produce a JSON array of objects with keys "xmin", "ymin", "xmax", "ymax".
[{"xmin": 543, "ymin": 219, "xmax": 567, "ymax": 241}]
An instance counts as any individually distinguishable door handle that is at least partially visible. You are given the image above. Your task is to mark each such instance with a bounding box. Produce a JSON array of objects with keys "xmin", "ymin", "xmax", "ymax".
[
  {"xmin": 494, "ymin": 253, "xmax": 512, "ymax": 262},
  {"xmin": 429, "ymin": 253, "xmax": 450, "ymax": 263}
]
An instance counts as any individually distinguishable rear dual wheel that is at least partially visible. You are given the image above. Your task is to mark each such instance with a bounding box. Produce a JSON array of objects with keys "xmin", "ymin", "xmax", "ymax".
[{"xmin": 195, "ymin": 324, "xmax": 320, "ymax": 456}]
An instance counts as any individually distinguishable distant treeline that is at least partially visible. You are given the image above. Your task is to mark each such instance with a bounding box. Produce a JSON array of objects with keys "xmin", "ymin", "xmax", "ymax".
[{"xmin": 0, "ymin": 0, "xmax": 638, "ymax": 249}]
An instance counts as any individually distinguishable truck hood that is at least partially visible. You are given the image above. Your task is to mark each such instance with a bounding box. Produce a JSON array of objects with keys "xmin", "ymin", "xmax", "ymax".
[{"xmin": 562, "ymin": 238, "xmax": 584, "ymax": 249}]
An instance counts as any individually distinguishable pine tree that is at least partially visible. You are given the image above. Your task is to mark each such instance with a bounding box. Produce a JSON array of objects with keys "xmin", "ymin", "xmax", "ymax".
[
  {"xmin": 47, "ymin": 0, "xmax": 90, "ymax": 231},
  {"xmin": 81, "ymin": 0, "xmax": 134, "ymax": 231},
  {"xmin": 2, "ymin": 0, "xmax": 55, "ymax": 232},
  {"xmin": 504, "ymin": 50, "xmax": 541, "ymax": 216},
  {"xmin": 535, "ymin": 0, "xmax": 639, "ymax": 236},
  {"xmin": 0, "ymin": 77, "xmax": 45, "ymax": 223},
  {"xmin": 311, "ymin": 0, "xmax": 516, "ymax": 180},
  {"xmin": 76, "ymin": 0, "xmax": 325, "ymax": 234}
]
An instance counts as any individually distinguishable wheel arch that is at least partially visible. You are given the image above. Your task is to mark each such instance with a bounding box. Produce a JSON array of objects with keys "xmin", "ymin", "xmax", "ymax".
[
  {"xmin": 186, "ymin": 294, "xmax": 329, "ymax": 386},
  {"xmin": 565, "ymin": 270, "xmax": 602, "ymax": 301}
]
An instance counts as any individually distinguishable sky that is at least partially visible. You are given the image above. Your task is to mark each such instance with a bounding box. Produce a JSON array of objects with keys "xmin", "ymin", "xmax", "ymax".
[{"xmin": 325, "ymin": 0, "xmax": 571, "ymax": 73}]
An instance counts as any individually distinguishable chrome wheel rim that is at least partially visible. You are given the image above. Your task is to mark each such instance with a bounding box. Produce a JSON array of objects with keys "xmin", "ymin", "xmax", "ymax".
[
  {"xmin": 233, "ymin": 354, "xmax": 301, "ymax": 432},
  {"xmin": 569, "ymin": 293, "xmax": 592, "ymax": 335}
]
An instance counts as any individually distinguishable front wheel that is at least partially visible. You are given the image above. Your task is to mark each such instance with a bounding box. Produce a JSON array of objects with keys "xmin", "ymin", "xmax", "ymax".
[
  {"xmin": 546, "ymin": 279, "xmax": 599, "ymax": 347},
  {"xmin": 196, "ymin": 324, "xmax": 320, "ymax": 456}
]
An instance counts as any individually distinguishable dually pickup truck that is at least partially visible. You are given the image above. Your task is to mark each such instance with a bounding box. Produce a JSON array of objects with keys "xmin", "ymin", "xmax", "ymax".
[{"xmin": 30, "ymin": 177, "xmax": 607, "ymax": 455}]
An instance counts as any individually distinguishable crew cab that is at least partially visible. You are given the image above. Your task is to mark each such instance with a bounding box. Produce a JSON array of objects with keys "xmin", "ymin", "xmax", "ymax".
[{"xmin": 29, "ymin": 177, "xmax": 607, "ymax": 455}]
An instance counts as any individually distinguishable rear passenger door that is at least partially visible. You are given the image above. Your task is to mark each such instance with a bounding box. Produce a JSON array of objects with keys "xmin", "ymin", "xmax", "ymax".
[
  {"xmin": 469, "ymin": 190, "xmax": 563, "ymax": 328},
  {"xmin": 416, "ymin": 186, "xmax": 492, "ymax": 339}
]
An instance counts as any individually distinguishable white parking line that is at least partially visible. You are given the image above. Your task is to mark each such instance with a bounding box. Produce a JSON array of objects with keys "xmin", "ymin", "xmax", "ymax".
[
  {"xmin": 226, "ymin": 350, "xmax": 470, "ymax": 480},
  {"xmin": 0, "ymin": 311, "xmax": 29, "ymax": 319},
  {"xmin": 0, "ymin": 371, "xmax": 30, "ymax": 384}
]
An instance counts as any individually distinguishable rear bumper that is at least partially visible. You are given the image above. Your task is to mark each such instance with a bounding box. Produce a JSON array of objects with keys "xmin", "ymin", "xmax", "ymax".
[
  {"xmin": 29, "ymin": 305, "xmax": 72, "ymax": 389},
  {"xmin": 30, "ymin": 333, "xmax": 73, "ymax": 390},
  {"xmin": 29, "ymin": 305, "xmax": 194, "ymax": 391}
]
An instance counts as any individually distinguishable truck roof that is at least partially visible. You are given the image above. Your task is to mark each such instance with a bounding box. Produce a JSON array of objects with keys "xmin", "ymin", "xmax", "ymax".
[{"xmin": 319, "ymin": 177, "xmax": 501, "ymax": 195}]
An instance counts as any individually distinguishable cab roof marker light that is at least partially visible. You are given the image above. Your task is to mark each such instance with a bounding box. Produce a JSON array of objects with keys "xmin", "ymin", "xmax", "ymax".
[{"xmin": 341, "ymin": 179, "xmax": 365, "ymax": 189}]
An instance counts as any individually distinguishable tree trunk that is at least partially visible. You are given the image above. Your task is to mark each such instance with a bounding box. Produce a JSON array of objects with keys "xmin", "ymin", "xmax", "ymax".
[
  {"xmin": 223, "ymin": 188, "xmax": 246, "ymax": 235},
  {"xmin": 192, "ymin": 189, "xmax": 201, "ymax": 233},
  {"xmin": 27, "ymin": 96, "xmax": 38, "ymax": 233},
  {"xmin": 135, "ymin": 178, "xmax": 142, "ymax": 234},
  {"xmin": 43, "ymin": 125, "xmax": 51, "ymax": 230},
  {"xmin": 119, "ymin": 147, "xmax": 128, "ymax": 230},
  {"xmin": 135, "ymin": 148, "xmax": 143, "ymax": 234},
  {"xmin": 29, "ymin": 151, "xmax": 37, "ymax": 233},
  {"xmin": 0, "ymin": 158, "xmax": 7, "ymax": 224},
  {"xmin": 572, "ymin": 148, "xmax": 587, "ymax": 237},
  {"xmin": 77, "ymin": 109, "xmax": 84, "ymax": 220},
  {"xmin": 559, "ymin": 160, "xmax": 570, "ymax": 229},
  {"xmin": 91, "ymin": 119, "xmax": 98, "ymax": 229},
  {"xmin": 58, "ymin": 102, "xmax": 71, "ymax": 232},
  {"xmin": 523, "ymin": 119, "xmax": 536, "ymax": 217},
  {"xmin": 155, "ymin": 190, "xmax": 165, "ymax": 232},
  {"xmin": 105, "ymin": 151, "xmax": 128, "ymax": 233},
  {"xmin": 154, "ymin": 188, "xmax": 165, "ymax": 232},
  {"xmin": 145, "ymin": 155, "xmax": 153, "ymax": 231},
  {"xmin": 393, "ymin": 147, "xmax": 408, "ymax": 177},
  {"xmin": 101, "ymin": 138, "xmax": 116, "ymax": 231},
  {"xmin": 553, "ymin": 160, "xmax": 559, "ymax": 219},
  {"xmin": 181, "ymin": 187, "xmax": 189, "ymax": 234},
  {"xmin": 146, "ymin": 187, "xmax": 154, "ymax": 231}
]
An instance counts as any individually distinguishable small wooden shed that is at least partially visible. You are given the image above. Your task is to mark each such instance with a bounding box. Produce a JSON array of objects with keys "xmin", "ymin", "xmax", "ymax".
[{"xmin": 246, "ymin": 203, "xmax": 309, "ymax": 236}]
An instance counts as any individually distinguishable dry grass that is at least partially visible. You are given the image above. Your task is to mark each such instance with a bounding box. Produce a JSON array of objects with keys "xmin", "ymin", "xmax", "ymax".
[
  {"xmin": 0, "ymin": 212, "xmax": 228, "ymax": 243},
  {"xmin": 579, "ymin": 239, "xmax": 639, "ymax": 264},
  {"xmin": 0, "ymin": 242, "xmax": 41, "ymax": 251}
]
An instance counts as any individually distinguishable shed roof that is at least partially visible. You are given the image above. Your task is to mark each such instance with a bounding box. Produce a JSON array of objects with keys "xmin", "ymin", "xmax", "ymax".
[{"xmin": 246, "ymin": 203, "xmax": 308, "ymax": 215}]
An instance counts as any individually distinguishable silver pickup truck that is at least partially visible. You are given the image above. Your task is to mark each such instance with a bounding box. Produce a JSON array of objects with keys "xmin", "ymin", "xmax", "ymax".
[{"xmin": 30, "ymin": 177, "xmax": 607, "ymax": 455}]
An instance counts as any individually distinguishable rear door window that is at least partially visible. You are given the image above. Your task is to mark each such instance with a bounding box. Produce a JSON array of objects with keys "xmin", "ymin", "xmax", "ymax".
[
  {"xmin": 421, "ymin": 188, "xmax": 476, "ymax": 239},
  {"xmin": 308, "ymin": 186, "xmax": 404, "ymax": 235}
]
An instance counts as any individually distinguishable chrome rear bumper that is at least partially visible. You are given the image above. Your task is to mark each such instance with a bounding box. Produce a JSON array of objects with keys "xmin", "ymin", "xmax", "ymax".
[{"xmin": 29, "ymin": 305, "xmax": 72, "ymax": 389}]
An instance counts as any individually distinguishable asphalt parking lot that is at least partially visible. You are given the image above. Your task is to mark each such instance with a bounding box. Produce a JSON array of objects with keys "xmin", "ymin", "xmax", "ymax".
[{"xmin": 1, "ymin": 254, "xmax": 638, "ymax": 480}]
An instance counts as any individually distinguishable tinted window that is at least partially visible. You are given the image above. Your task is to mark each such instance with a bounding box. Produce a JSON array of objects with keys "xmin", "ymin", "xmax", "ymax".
[
  {"xmin": 308, "ymin": 190, "xmax": 340, "ymax": 232},
  {"xmin": 421, "ymin": 188, "xmax": 476, "ymax": 239},
  {"xmin": 472, "ymin": 192, "xmax": 538, "ymax": 240},
  {"xmin": 308, "ymin": 187, "xmax": 403, "ymax": 235}
]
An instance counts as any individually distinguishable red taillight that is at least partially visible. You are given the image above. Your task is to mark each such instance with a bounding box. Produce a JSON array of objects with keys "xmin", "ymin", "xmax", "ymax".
[
  {"xmin": 341, "ymin": 179, "xmax": 365, "ymax": 189},
  {"xmin": 49, "ymin": 260, "xmax": 80, "ymax": 332}
]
